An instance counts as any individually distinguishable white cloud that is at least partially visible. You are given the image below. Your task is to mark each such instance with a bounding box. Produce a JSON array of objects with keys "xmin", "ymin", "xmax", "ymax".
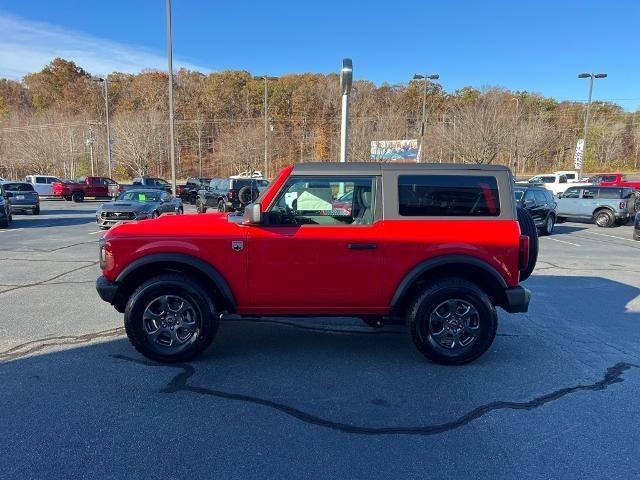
[{"xmin": 0, "ymin": 12, "xmax": 208, "ymax": 79}]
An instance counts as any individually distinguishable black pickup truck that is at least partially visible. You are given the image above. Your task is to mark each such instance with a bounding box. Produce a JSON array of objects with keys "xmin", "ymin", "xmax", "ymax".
[{"xmin": 108, "ymin": 177, "xmax": 172, "ymax": 198}]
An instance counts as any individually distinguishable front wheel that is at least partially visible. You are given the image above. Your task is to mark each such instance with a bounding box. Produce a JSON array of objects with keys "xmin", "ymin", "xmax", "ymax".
[
  {"xmin": 407, "ymin": 278, "xmax": 497, "ymax": 365},
  {"xmin": 124, "ymin": 274, "xmax": 219, "ymax": 363},
  {"xmin": 177, "ymin": 206, "xmax": 184, "ymax": 215},
  {"xmin": 217, "ymin": 199, "xmax": 227, "ymax": 212},
  {"xmin": 541, "ymin": 214, "xmax": 554, "ymax": 235}
]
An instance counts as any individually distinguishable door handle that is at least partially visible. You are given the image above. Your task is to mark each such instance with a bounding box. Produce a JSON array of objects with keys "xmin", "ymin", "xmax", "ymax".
[{"xmin": 347, "ymin": 243, "xmax": 377, "ymax": 250}]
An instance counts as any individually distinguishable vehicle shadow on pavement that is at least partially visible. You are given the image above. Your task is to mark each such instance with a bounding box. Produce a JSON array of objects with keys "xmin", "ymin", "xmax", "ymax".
[
  {"xmin": 552, "ymin": 225, "xmax": 589, "ymax": 235},
  {"xmin": 10, "ymin": 216, "xmax": 95, "ymax": 228},
  {"xmin": 36, "ymin": 209, "xmax": 98, "ymax": 216}
]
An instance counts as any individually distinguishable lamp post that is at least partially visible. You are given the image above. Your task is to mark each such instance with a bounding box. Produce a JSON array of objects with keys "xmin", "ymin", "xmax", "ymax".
[
  {"xmin": 413, "ymin": 73, "xmax": 439, "ymax": 162},
  {"xmin": 339, "ymin": 59, "xmax": 353, "ymax": 162},
  {"xmin": 92, "ymin": 76, "xmax": 113, "ymax": 178},
  {"xmin": 166, "ymin": 0, "xmax": 177, "ymax": 196},
  {"xmin": 253, "ymin": 75, "xmax": 278, "ymax": 178},
  {"xmin": 577, "ymin": 72, "xmax": 607, "ymax": 180}
]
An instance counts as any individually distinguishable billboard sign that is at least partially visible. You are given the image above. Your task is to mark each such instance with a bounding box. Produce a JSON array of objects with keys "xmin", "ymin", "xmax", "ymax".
[
  {"xmin": 371, "ymin": 139, "xmax": 418, "ymax": 161},
  {"xmin": 574, "ymin": 138, "xmax": 584, "ymax": 169}
]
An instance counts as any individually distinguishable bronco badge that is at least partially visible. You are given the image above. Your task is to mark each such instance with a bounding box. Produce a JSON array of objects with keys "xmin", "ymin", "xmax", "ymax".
[{"xmin": 231, "ymin": 241, "xmax": 244, "ymax": 251}]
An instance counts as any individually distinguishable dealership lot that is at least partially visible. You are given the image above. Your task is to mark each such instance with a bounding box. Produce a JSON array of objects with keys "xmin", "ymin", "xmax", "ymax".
[{"xmin": 1, "ymin": 200, "xmax": 640, "ymax": 479}]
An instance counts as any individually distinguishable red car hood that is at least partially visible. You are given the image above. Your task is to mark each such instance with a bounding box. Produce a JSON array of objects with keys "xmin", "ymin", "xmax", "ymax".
[{"xmin": 104, "ymin": 212, "xmax": 235, "ymax": 239}]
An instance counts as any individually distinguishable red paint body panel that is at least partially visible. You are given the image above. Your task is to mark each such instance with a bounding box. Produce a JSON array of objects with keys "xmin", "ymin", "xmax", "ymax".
[
  {"xmin": 52, "ymin": 176, "xmax": 114, "ymax": 198},
  {"xmin": 596, "ymin": 173, "xmax": 640, "ymax": 190}
]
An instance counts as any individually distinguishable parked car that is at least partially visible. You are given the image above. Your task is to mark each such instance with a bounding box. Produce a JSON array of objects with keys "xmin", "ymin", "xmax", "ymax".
[
  {"xmin": 196, "ymin": 177, "xmax": 269, "ymax": 213},
  {"xmin": 0, "ymin": 188, "xmax": 12, "ymax": 228},
  {"xmin": 96, "ymin": 189, "xmax": 183, "ymax": 229},
  {"xmin": 513, "ymin": 185, "xmax": 556, "ymax": 235},
  {"xmin": 553, "ymin": 170, "xmax": 580, "ymax": 183},
  {"xmin": 589, "ymin": 173, "xmax": 640, "ymax": 190},
  {"xmin": 0, "ymin": 181, "xmax": 40, "ymax": 214},
  {"xmin": 52, "ymin": 176, "xmax": 117, "ymax": 202},
  {"xmin": 178, "ymin": 177, "xmax": 211, "ymax": 205},
  {"xmin": 109, "ymin": 177, "xmax": 172, "ymax": 197},
  {"xmin": 96, "ymin": 162, "xmax": 534, "ymax": 365},
  {"xmin": 556, "ymin": 186, "xmax": 633, "ymax": 227},
  {"xmin": 25, "ymin": 175, "xmax": 64, "ymax": 196},
  {"xmin": 527, "ymin": 173, "xmax": 590, "ymax": 195}
]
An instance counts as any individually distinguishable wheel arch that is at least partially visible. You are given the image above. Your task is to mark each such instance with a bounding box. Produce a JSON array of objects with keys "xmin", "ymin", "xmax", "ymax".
[
  {"xmin": 390, "ymin": 255, "xmax": 508, "ymax": 318},
  {"xmin": 113, "ymin": 253, "xmax": 235, "ymax": 313}
]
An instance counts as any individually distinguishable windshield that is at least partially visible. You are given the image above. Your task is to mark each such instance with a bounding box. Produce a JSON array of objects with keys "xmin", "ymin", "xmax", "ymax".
[
  {"xmin": 3, "ymin": 183, "xmax": 34, "ymax": 192},
  {"xmin": 117, "ymin": 191, "xmax": 160, "ymax": 202},
  {"xmin": 529, "ymin": 176, "xmax": 554, "ymax": 183}
]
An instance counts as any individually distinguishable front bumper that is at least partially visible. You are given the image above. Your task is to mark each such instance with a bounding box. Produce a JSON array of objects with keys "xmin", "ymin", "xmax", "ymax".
[
  {"xmin": 96, "ymin": 276, "xmax": 119, "ymax": 304},
  {"xmin": 502, "ymin": 286, "xmax": 531, "ymax": 313}
]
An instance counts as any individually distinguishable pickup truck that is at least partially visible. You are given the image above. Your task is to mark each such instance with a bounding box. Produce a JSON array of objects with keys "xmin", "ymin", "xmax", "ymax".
[
  {"xmin": 589, "ymin": 173, "xmax": 640, "ymax": 190},
  {"xmin": 527, "ymin": 173, "xmax": 590, "ymax": 196},
  {"xmin": 52, "ymin": 176, "xmax": 117, "ymax": 202},
  {"xmin": 109, "ymin": 177, "xmax": 172, "ymax": 198}
]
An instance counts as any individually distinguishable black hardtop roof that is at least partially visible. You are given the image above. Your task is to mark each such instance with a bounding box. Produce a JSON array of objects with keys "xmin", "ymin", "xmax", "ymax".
[{"xmin": 291, "ymin": 162, "xmax": 511, "ymax": 176}]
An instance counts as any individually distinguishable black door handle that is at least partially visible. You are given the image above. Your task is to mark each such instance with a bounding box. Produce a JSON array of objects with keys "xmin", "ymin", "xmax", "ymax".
[{"xmin": 347, "ymin": 243, "xmax": 377, "ymax": 250}]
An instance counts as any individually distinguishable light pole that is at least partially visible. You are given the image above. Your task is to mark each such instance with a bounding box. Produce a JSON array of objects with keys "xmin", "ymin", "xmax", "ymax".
[
  {"xmin": 166, "ymin": 0, "xmax": 177, "ymax": 196},
  {"xmin": 92, "ymin": 76, "xmax": 113, "ymax": 178},
  {"xmin": 253, "ymin": 75, "xmax": 278, "ymax": 178},
  {"xmin": 340, "ymin": 59, "xmax": 353, "ymax": 162},
  {"xmin": 413, "ymin": 73, "xmax": 439, "ymax": 162},
  {"xmin": 578, "ymin": 72, "xmax": 607, "ymax": 180},
  {"xmin": 86, "ymin": 127, "xmax": 95, "ymax": 176}
]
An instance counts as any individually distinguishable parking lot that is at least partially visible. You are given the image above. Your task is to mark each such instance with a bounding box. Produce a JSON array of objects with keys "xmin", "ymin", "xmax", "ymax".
[{"xmin": 1, "ymin": 199, "xmax": 640, "ymax": 479}]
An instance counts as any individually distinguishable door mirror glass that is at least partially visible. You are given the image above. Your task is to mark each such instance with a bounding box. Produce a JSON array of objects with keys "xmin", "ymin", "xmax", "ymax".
[{"xmin": 243, "ymin": 203, "xmax": 262, "ymax": 225}]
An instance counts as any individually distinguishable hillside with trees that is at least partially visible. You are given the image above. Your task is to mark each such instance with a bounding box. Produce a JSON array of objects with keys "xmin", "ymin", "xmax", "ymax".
[{"xmin": 1, "ymin": 58, "xmax": 639, "ymax": 180}]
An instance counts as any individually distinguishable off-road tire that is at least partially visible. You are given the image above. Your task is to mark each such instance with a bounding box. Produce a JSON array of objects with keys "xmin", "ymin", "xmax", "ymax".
[
  {"xmin": 196, "ymin": 198, "xmax": 207, "ymax": 214},
  {"xmin": 238, "ymin": 186, "xmax": 257, "ymax": 206},
  {"xmin": 517, "ymin": 206, "xmax": 538, "ymax": 281},
  {"xmin": 541, "ymin": 213, "xmax": 555, "ymax": 236},
  {"xmin": 72, "ymin": 191, "xmax": 84, "ymax": 203},
  {"xmin": 593, "ymin": 208, "xmax": 615, "ymax": 228},
  {"xmin": 627, "ymin": 191, "xmax": 640, "ymax": 216},
  {"xmin": 124, "ymin": 273, "xmax": 219, "ymax": 363},
  {"xmin": 217, "ymin": 199, "xmax": 227, "ymax": 212},
  {"xmin": 407, "ymin": 278, "xmax": 497, "ymax": 365},
  {"xmin": 177, "ymin": 206, "xmax": 184, "ymax": 215}
]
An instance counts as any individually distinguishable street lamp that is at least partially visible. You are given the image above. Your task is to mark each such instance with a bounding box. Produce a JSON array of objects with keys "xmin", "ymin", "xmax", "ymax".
[
  {"xmin": 253, "ymin": 75, "xmax": 278, "ymax": 178},
  {"xmin": 577, "ymin": 72, "xmax": 607, "ymax": 180},
  {"xmin": 413, "ymin": 73, "xmax": 439, "ymax": 162},
  {"xmin": 340, "ymin": 59, "xmax": 353, "ymax": 162},
  {"xmin": 166, "ymin": 0, "xmax": 177, "ymax": 196},
  {"xmin": 91, "ymin": 76, "xmax": 113, "ymax": 178}
]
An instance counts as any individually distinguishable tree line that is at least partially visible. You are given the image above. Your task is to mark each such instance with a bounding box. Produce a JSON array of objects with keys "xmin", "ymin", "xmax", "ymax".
[{"xmin": 0, "ymin": 57, "xmax": 639, "ymax": 181}]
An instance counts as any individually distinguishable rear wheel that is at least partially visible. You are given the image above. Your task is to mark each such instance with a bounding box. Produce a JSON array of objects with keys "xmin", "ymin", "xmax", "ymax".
[
  {"xmin": 124, "ymin": 273, "xmax": 219, "ymax": 363},
  {"xmin": 628, "ymin": 191, "xmax": 640, "ymax": 216},
  {"xmin": 217, "ymin": 199, "xmax": 227, "ymax": 212},
  {"xmin": 407, "ymin": 278, "xmax": 497, "ymax": 365},
  {"xmin": 196, "ymin": 198, "xmax": 207, "ymax": 214},
  {"xmin": 32, "ymin": 205, "xmax": 40, "ymax": 215},
  {"xmin": 517, "ymin": 207, "xmax": 538, "ymax": 281},
  {"xmin": 72, "ymin": 191, "xmax": 84, "ymax": 203},
  {"xmin": 593, "ymin": 209, "xmax": 615, "ymax": 228},
  {"xmin": 541, "ymin": 213, "xmax": 555, "ymax": 235}
]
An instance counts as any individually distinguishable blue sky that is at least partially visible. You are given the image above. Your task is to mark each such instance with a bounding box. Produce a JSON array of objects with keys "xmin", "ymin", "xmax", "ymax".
[{"xmin": 1, "ymin": 0, "xmax": 639, "ymax": 110}]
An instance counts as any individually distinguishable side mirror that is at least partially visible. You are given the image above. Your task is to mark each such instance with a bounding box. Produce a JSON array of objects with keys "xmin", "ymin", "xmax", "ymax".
[
  {"xmin": 556, "ymin": 192, "xmax": 563, "ymax": 199},
  {"xmin": 243, "ymin": 203, "xmax": 262, "ymax": 225}
]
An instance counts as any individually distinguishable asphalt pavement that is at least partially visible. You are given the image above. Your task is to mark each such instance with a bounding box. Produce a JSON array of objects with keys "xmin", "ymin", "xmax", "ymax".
[{"xmin": 1, "ymin": 200, "xmax": 639, "ymax": 479}]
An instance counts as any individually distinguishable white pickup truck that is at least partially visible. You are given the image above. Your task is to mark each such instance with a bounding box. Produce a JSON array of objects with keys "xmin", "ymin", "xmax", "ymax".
[{"xmin": 527, "ymin": 173, "xmax": 591, "ymax": 196}]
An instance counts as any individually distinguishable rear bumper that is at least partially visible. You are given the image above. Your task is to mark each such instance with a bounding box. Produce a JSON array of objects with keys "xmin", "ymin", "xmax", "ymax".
[
  {"xmin": 10, "ymin": 203, "xmax": 38, "ymax": 210},
  {"xmin": 96, "ymin": 276, "xmax": 119, "ymax": 304},
  {"xmin": 502, "ymin": 286, "xmax": 531, "ymax": 313}
]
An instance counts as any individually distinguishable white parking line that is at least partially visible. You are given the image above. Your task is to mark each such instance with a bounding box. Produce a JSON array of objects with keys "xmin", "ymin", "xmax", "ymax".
[
  {"xmin": 586, "ymin": 231, "xmax": 636, "ymax": 243},
  {"xmin": 0, "ymin": 228, "xmax": 25, "ymax": 233},
  {"xmin": 541, "ymin": 236, "xmax": 581, "ymax": 247},
  {"xmin": 87, "ymin": 231, "xmax": 104, "ymax": 235}
]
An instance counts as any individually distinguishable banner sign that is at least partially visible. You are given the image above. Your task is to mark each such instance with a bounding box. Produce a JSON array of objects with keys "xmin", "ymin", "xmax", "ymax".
[{"xmin": 574, "ymin": 138, "xmax": 584, "ymax": 169}]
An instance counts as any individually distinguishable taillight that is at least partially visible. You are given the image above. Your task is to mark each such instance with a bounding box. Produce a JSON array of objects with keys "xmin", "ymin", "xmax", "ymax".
[
  {"xmin": 227, "ymin": 190, "xmax": 234, "ymax": 200},
  {"xmin": 518, "ymin": 235, "xmax": 530, "ymax": 271},
  {"xmin": 620, "ymin": 201, "xmax": 626, "ymax": 209}
]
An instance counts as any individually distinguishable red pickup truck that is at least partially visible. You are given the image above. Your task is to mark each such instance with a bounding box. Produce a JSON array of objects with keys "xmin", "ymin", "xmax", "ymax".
[
  {"xmin": 52, "ymin": 176, "xmax": 117, "ymax": 202},
  {"xmin": 590, "ymin": 173, "xmax": 640, "ymax": 190},
  {"xmin": 96, "ymin": 162, "xmax": 534, "ymax": 366}
]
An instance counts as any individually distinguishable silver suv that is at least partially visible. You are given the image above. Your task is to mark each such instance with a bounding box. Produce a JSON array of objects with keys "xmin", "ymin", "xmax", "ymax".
[{"xmin": 556, "ymin": 186, "xmax": 633, "ymax": 227}]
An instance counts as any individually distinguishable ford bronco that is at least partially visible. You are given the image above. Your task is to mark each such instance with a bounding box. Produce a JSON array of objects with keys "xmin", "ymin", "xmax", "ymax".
[{"xmin": 96, "ymin": 163, "xmax": 534, "ymax": 365}]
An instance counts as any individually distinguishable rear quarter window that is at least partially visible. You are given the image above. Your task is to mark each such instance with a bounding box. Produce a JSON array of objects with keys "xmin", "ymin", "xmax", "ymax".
[
  {"xmin": 598, "ymin": 188, "xmax": 622, "ymax": 199},
  {"xmin": 398, "ymin": 175, "xmax": 500, "ymax": 217}
]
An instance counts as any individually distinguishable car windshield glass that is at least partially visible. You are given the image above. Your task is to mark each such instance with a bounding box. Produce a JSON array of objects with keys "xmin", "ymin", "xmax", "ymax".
[
  {"xmin": 4, "ymin": 183, "xmax": 35, "ymax": 192},
  {"xmin": 118, "ymin": 191, "xmax": 160, "ymax": 202}
]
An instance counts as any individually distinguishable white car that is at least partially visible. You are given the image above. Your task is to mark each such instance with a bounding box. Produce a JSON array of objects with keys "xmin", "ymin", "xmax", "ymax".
[
  {"xmin": 527, "ymin": 173, "xmax": 591, "ymax": 196},
  {"xmin": 24, "ymin": 175, "xmax": 64, "ymax": 196},
  {"xmin": 553, "ymin": 170, "xmax": 580, "ymax": 183}
]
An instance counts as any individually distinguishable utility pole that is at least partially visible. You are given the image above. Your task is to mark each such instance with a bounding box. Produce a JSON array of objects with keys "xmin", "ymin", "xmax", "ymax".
[
  {"xmin": 577, "ymin": 72, "xmax": 607, "ymax": 180},
  {"xmin": 86, "ymin": 127, "xmax": 95, "ymax": 176},
  {"xmin": 413, "ymin": 73, "xmax": 439, "ymax": 162},
  {"xmin": 91, "ymin": 76, "xmax": 113, "ymax": 177},
  {"xmin": 253, "ymin": 75, "xmax": 278, "ymax": 178},
  {"xmin": 339, "ymin": 59, "xmax": 353, "ymax": 162},
  {"xmin": 166, "ymin": 0, "xmax": 177, "ymax": 195}
]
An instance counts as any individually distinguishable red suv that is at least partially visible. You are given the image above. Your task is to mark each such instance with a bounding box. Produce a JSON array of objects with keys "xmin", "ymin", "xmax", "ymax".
[{"xmin": 97, "ymin": 163, "xmax": 534, "ymax": 365}]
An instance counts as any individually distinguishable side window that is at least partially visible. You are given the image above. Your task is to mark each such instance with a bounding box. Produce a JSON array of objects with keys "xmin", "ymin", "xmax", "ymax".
[
  {"xmin": 565, "ymin": 173, "xmax": 576, "ymax": 181},
  {"xmin": 581, "ymin": 188, "xmax": 597, "ymax": 199},
  {"xmin": 523, "ymin": 190, "xmax": 536, "ymax": 203},
  {"xmin": 268, "ymin": 176, "xmax": 375, "ymax": 225},
  {"xmin": 398, "ymin": 175, "xmax": 500, "ymax": 217},
  {"xmin": 35, "ymin": 177, "xmax": 46, "ymax": 183},
  {"xmin": 533, "ymin": 191, "xmax": 547, "ymax": 203},
  {"xmin": 90, "ymin": 177, "xmax": 101, "ymax": 185},
  {"xmin": 563, "ymin": 188, "xmax": 579, "ymax": 199},
  {"xmin": 598, "ymin": 188, "xmax": 621, "ymax": 199},
  {"xmin": 603, "ymin": 175, "xmax": 617, "ymax": 182},
  {"xmin": 559, "ymin": 175, "xmax": 567, "ymax": 184}
]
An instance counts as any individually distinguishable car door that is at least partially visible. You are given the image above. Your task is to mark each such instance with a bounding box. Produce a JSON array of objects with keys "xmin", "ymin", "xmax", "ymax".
[
  {"xmin": 245, "ymin": 175, "xmax": 382, "ymax": 313},
  {"xmin": 557, "ymin": 186, "xmax": 580, "ymax": 216},
  {"xmin": 580, "ymin": 187, "xmax": 599, "ymax": 218},
  {"xmin": 160, "ymin": 192, "xmax": 175, "ymax": 213},
  {"xmin": 33, "ymin": 176, "xmax": 49, "ymax": 196},
  {"xmin": 522, "ymin": 190, "xmax": 541, "ymax": 224}
]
